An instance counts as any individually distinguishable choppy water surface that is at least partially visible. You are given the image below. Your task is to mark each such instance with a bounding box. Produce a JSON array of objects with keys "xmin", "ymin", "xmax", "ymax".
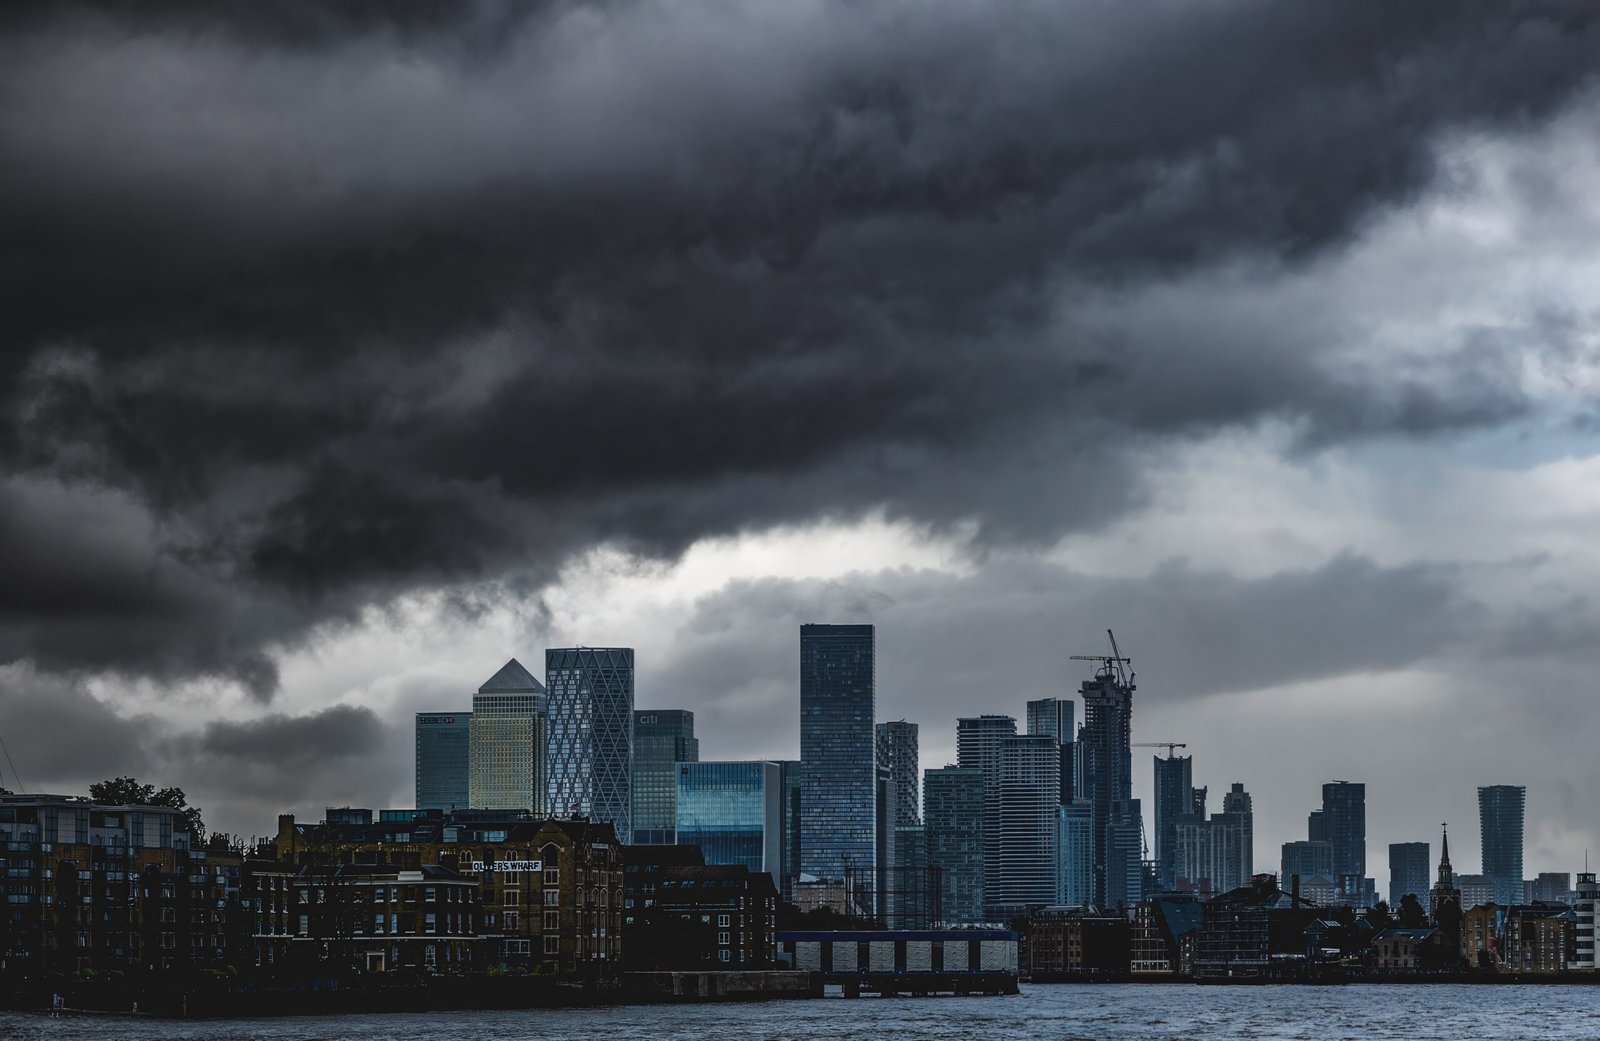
[{"xmin": 3, "ymin": 984, "xmax": 1598, "ymax": 1040}]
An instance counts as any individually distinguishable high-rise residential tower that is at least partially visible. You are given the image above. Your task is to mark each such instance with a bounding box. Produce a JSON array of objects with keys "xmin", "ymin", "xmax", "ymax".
[
  {"xmin": 545, "ymin": 647, "xmax": 635, "ymax": 840},
  {"xmin": 1321, "ymin": 781, "xmax": 1366, "ymax": 879},
  {"xmin": 415, "ymin": 711, "xmax": 472, "ymax": 812},
  {"xmin": 924, "ymin": 765, "xmax": 985, "ymax": 923},
  {"xmin": 1077, "ymin": 658, "xmax": 1141, "ymax": 907},
  {"xmin": 991, "ymin": 734, "xmax": 1060, "ymax": 914},
  {"xmin": 632, "ymin": 709, "xmax": 698, "ymax": 845},
  {"xmin": 798, "ymin": 624, "xmax": 877, "ymax": 896},
  {"xmin": 468, "ymin": 658, "xmax": 547, "ymax": 812},
  {"xmin": 1478, "ymin": 785, "xmax": 1526, "ymax": 907},
  {"xmin": 1153, "ymin": 753, "xmax": 1194, "ymax": 891},
  {"xmin": 1026, "ymin": 697, "xmax": 1076, "ymax": 804},
  {"xmin": 875, "ymin": 721, "xmax": 921, "ymax": 827},
  {"xmin": 1388, "ymin": 842, "xmax": 1430, "ymax": 907},
  {"xmin": 957, "ymin": 714, "xmax": 1018, "ymax": 906}
]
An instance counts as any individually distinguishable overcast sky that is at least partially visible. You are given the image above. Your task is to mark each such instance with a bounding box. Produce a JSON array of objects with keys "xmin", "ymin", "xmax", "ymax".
[{"xmin": 4, "ymin": 2, "xmax": 1600, "ymax": 882}]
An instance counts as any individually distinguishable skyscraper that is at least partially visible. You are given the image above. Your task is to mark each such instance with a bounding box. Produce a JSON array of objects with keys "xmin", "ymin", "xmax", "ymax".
[
  {"xmin": 546, "ymin": 647, "xmax": 635, "ymax": 840},
  {"xmin": 675, "ymin": 760, "xmax": 784, "ymax": 889},
  {"xmin": 798, "ymin": 624, "xmax": 877, "ymax": 894},
  {"xmin": 875, "ymin": 721, "xmax": 921, "ymax": 827},
  {"xmin": 415, "ymin": 711, "xmax": 471, "ymax": 811},
  {"xmin": 1077, "ymin": 659, "xmax": 1140, "ymax": 907},
  {"xmin": 1220, "ymin": 782, "xmax": 1254, "ymax": 881},
  {"xmin": 1153, "ymin": 754, "xmax": 1194, "ymax": 891},
  {"xmin": 1057, "ymin": 801, "xmax": 1095, "ymax": 906},
  {"xmin": 956, "ymin": 714, "xmax": 1017, "ymax": 907},
  {"xmin": 1388, "ymin": 841, "xmax": 1430, "ymax": 907},
  {"xmin": 991, "ymin": 734, "xmax": 1060, "ymax": 914},
  {"xmin": 1282, "ymin": 840, "xmax": 1334, "ymax": 884},
  {"xmin": 1479, "ymin": 784, "xmax": 1526, "ymax": 907},
  {"xmin": 1321, "ymin": 781, "xmax": 1366, "ymax": 879},
  {"xmin": 632, "ymin": 709, "xmax": 698, "ymax": 845},
  {"xmin": 924, "ymin": 765, "xmax": 985, "ymax": 923},
  {"xmin": 1026, "ymin": 697, "xmax": 1076, "ymax": 804},
  {"xmin": 468, "ymin": 658, "xmax": 547, "ymax": 812}
]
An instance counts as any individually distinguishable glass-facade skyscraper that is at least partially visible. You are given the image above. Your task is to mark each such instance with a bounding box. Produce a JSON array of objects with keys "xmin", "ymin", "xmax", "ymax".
[
  {"xmin": 415, "ymin": 711, "xmax": 471, "ymax": 812},
  {"xmin": 957, "ymin": 713, "xmax": 1017, "ymax": 911},
  {"xmin": 1153, "ymin": 753, "xmax": 1193, "ymax": 891},
  {"xmin": 1078, "ymin": 663, "xmax": 1140, "ymax": 907},
  {"xmin": 924, "ymin": 765, "xmax": 984, "ymax": 923},
  {"xmin": 1026, "ymin": 697, "xmax": 1075, "ymax": 804},
  {"xmin": 875, "ymin": 721, "xmax": 920, "ymax": 827},
  {"xmin": 632, "ymin": 709, "xmax": 698, "ymax": 845},
  {"xmin": 1479, "ymin": 784, "xmax": 1526, "ymax": 907},
  {"xmin": 798, "ymin": 624, "xmax": 877, "ymax": 892},
  {"xmin": 468, "ymin": 658, "xmax": 546, "ymax": 812},
  {"xmin": 1389, "ymin": 841, "xmax": 1431, "ymax": 906},
  {"xmin": 675, "ymin": 760, "xmax": 784, "ymax": 888},
  {"xmin": 1321, "ymin": 781, "xmax": 1366, "ymax": 878},
  {"xmin": 546, "ymin": 647, "xmax": 635, "ymax": 841}
]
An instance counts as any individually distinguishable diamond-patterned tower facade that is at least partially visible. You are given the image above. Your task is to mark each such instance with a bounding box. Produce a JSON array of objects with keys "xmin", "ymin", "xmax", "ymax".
[{"xmin": 546, "ymin": 647, "xmax": 635, "ymax": 842}]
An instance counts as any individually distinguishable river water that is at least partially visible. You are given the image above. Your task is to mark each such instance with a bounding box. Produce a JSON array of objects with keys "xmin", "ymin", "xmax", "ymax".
[{"xmin": 2, "ymin": 983, "xmax": 1597, "ymax": 1040}]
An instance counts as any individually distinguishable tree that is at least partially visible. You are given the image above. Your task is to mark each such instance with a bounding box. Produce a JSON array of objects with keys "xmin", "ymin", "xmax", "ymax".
[
  {"xmin": 89, "ymin": 777, "xmax": 205, "ymax": 840},
  {"xmin": 1364, "ymin": 900, "xmax": 1394, "ymax": 932},
  {"xmin": 1397, "ymin": 893, "xmax": 1428, "ymax": 928}
]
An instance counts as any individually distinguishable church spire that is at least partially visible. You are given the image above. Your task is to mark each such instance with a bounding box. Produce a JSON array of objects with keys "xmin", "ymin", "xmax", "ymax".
[{"xmin": 1436, "ymin": 822, "xmax": 1454, "ymax": 887}]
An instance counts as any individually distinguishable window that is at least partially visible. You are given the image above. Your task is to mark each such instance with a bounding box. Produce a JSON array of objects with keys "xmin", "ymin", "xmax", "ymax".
[
  {"xmin": 544, "ymin": 911, "xmax": 559, "ymax": 930},
  {"xmin": 543, "ymin": 935, "xmax": 560, "ymax": 954},
  {"xmin": 424, "ymin": 887, "xmax": 437, "ymax": 903},
  {"xmin": 504, "ymin": 912, "xmax": 518, "ymax": 930},
  {"xmin": 544, "ymin": 890, "xmax": 559, "ymax": 906},
  {"xmin": 718, "ymin": 914, "xmax": 730, "ymax": 927},
  {"xmin": 543, "ymin": 868, "xmax": 559, "ymax": 885},
  {"xmin": 503, "ymin": 890, "xmax": 519, "ymax": 906},
  {"xmin": 718, "ymin": 931, "xmax": 730, "ymax": 945},
  {"xmin": 374, "ymin": 913, "xmax": 385, "ymax": 934},
  {"xmin": 424, "ymin": 913, "xmax": 437, "ymax": 934},
  {"xmin": 719, "ymin": 950, "xmax": 731, "ymax": 963}
]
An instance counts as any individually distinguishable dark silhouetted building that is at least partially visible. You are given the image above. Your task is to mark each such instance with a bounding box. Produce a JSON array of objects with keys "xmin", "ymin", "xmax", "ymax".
[
  {"xmin": 1282, "ymin": 840, "xmax": 1333, "ymax": 888},
  {"xmin": 1153, "ymin": 754, "xmax": 1193, "ymax": 891},
  {"xmin": 992, "ymin": 734, "xmax": 1060, "ymax": 914},
  {"xmin": 1077, "ymin": 660, "xmax": 1141, "ymax": 908},
  {"xmin": 1321, "ymin": 782, "xmax": 1365, "ymax": 880},
  {"xmin": 1026, "ymin": 697, "xmax": 1076, "ymax": 803}
]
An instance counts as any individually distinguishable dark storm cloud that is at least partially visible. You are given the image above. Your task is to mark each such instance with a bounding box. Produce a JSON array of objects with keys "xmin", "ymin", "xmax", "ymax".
[{"xmin": 3, "ymin": 1, "xmax": 1598, "ymax": 694}]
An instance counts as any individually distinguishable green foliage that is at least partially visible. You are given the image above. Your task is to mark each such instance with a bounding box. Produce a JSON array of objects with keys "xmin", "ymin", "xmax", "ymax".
[
  {"xmin": 1397, "ymin": 893, "xmax": 1428, "ymax": 928},
  {"xmin": 89, "ymin": 776, "xmax": 206, "ymax": 840}
]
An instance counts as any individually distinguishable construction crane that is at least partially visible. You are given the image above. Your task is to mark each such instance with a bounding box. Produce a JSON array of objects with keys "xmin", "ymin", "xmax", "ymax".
[
  {"xmin": 1069, "ymin": 629, "xmax": 1135, "ymax": 688},
  {"xmin": 1134, "ymin": 742, "xmax": 1187, "ymax": 758}
]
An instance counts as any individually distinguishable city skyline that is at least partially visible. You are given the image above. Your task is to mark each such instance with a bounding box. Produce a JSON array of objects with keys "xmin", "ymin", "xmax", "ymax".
[{"xmin": 7, "ymin": 3, "xmax": 1600, "ymax": 902}]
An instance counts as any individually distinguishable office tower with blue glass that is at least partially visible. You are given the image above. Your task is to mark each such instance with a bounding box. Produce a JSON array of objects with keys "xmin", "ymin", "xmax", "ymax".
[
  {"xmin": 1389, "ymin": 841, "xmax": 1431, "ymax": 906},
  {"xmin": 1153, "ymin": 752, "xmax": 1193, "ymax": 891},
  {"xmin": 632, "ymin": 709, "xmax": 698, "ymax": 845},
  {"xmin": 799, "ymin": 624, "xmax": 877, "ymax": 906},
  {"xmin": 875, "ymin": 721, "xmax": 920, "ymax": 827},
  {"xmin": 546, "ymin": 647, "xmax": 635, "ymax": 841},
  {"xmin": 415, "ymin": 711, "xmax": 472, "ymax": 811},
  {"xmin": 1057, "ymin": 800, "xmax": 1094, "ymax": 906},
  {"xmin": 1479, "ymin": 784, "xmax": 1526, "ymax": 907},
  {"xmin": 675, "ymin": 760, "xmax": 785, "ymax": 888},
  {"xmin": 469, "ymin": 658, "xmax": 547, "ymax": 812},
  {"xmin": 924, "ymin": 764, "xmax": 985, "ymax": 923}
]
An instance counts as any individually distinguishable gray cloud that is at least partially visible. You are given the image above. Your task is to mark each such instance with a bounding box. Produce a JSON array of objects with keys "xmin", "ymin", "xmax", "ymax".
[{"xmin": 2, "ymin": 1, "xmax": 1598, "ymax": 698}]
